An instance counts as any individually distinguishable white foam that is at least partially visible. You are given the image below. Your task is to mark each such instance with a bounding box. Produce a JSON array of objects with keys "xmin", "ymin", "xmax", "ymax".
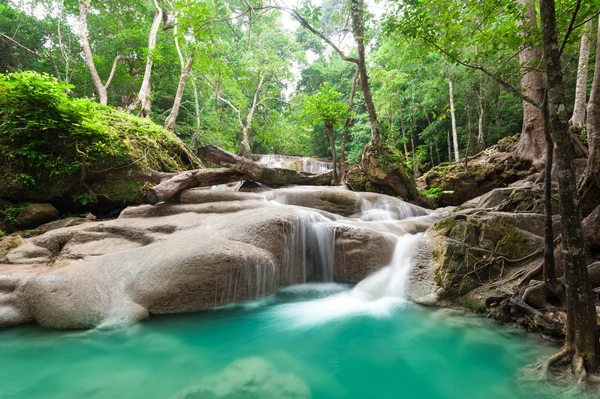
[{"xmin": 269, "ymin": 233, "xmax": 423, "ymax": 328}]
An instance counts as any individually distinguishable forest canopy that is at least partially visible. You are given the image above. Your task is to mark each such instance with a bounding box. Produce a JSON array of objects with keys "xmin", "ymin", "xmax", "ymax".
[{"xmin": 4, "ymin": 0, "xmax": 596, "ymax": 173}]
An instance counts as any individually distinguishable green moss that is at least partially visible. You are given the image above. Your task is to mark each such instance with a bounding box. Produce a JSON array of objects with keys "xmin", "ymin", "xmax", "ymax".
[
  {"xmin": 0, "ymin": 71, "xmax": 199, "ymax": 204},
  {"xmin": 455, "ymin": 295, "xmax": 486, "ymax": 313}
]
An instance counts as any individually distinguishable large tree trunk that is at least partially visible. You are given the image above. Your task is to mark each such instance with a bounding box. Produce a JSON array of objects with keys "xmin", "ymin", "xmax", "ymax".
[
  {"xmin": 349, "ymin": 0, "xmax": 381, "ymax": 147},
  {"xmin": 579, "ymin": 20, "xmax": 600, "ymax": 218},
  {"xmin": 539, "ymin": 0, "xmax": 598, "ymax": 375},
  {"xmin": 513, "ymin": 0, "xmax": 546, "ymax": 170},
  {"xmin": 198, "ymin": 145, "xmax": 333, "ymax": 185},
  {"xmin": 542, "ymin": 95, "xmax": 565, "ymax": 305},
  {"xmin": 325, "ymin": 123, "xmax": 338, "ymax": 184},
  {"xmin": 129, "ymin": 168, "xmax": 247, "ymax": 204},
  {"xmin": 448, "ymin": 76, "xmax": 460, "ymax": 162},
  {"xmin": 128, "ymin": 2, "xmax": 163, "ymax": 118},
  {"xmin": 569, "ymin": 20, "xmax": 593, "ymax": 129}
]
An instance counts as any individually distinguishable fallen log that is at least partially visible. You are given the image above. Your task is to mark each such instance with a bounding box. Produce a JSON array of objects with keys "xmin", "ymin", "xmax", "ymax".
[
  {"xmin": 198, "ymin": 145, "xmax": 333, "ymax": 186},
  {"xmin": 129, "ymin": 168, "xmax": 247, "ymax": 204},
  {"xmin": 128, "ymin": 146, "xmax": 333, "ymax": 204}
]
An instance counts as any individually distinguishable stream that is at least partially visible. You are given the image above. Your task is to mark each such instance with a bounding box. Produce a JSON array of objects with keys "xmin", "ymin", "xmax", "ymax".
[
  {"xmin": 0, "ymin": 284, "xmax": 564, "ymax": 399},
  {"xmin": 0, "ymin": 183, "xmax": 585, "ymax": 398}
]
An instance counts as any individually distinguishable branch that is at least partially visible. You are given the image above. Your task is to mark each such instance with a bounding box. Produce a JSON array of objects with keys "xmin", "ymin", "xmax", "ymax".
[
  {"xmin": 104, "ymin": 55, "xmax": 128, "ymax": 89},
  {"xmin": 217, "ymin": 94, "xmax": 244, "ymax": 129},
  {"xmin": 260, "ymin": 5, "xmax": 358, "ymax": 64},
  {"xmin": 0, "ymin": 32, "xmax": 61, "ymax": 79},
  {"xmin": 246, "ymin": 74, "xmax": 265, "ymax": 126},
  {"xmin": 559, "ymin": 0, "xmax": 581, "ymax": 55}
]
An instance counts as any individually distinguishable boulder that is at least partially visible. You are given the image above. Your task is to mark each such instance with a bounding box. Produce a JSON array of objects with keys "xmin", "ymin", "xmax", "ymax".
[
  {"xmin": 420, "ymin": 136, "xmax": 535, "ymax": 207},
  {"xmin": 429, "ymin": 211, "xmax": 544, "ymax": 299},
  {"xmin": 0, "ymin": 188, "xmax": 435, "ymax": 329},
  {"xmin": 17, "ymin": 203, "xmax": 59, "ymax": 229},
  {"xmin": 36, "ymin": 217, "xmax": 90, "ymax": 234}
]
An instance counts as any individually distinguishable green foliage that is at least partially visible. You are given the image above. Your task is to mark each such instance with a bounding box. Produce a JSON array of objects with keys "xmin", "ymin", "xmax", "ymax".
[
  {"xmin": 0, "ymin": 71, "xmax": 195, "ymax": 202},
  {"xmin": 302, "ymin": 83, "xmax": 348, "ymax": 128},
  {"xmin": 0, "ymin": 230, "xmax": 6, "ymax": 238},
  {"xmin": 4, "ymin": 202, "xmax": 29, "ymax": 224}
]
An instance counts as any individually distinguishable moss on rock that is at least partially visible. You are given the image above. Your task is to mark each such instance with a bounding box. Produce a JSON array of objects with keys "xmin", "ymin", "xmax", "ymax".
[
  {"xmin": 0, "ymin": 72, "xmax": 200, "ymax": 208},
  {"xmin": 420, "ymin": 135, "xmax": 535, "ymax": 207},
  {"xmin": 430, "ymin": 211, "xmax": 543, "ymax": 299},
  {"xmin": 346, "ymin": 144, "xmax": 420, "ymax": 202}
]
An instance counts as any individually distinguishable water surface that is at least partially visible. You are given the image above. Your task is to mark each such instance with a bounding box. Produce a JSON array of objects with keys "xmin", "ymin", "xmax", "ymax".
[{"xmin": 0, "ymin": 284, "xmax": 568, "ymax": 399}]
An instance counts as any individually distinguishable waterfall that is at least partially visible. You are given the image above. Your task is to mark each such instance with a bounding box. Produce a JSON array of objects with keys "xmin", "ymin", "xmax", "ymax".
[
  {"xmin": 351, "ymin": 232, "xmax": 423, "ymax": 301},
  {"xmin": 254, "ymin": 154, "xmax": 332, "ymax": 174},
  {"xmin": 281, "ymin": 212, "xmax": 336, "ymax": 286},
  {"xmin": 270, "ymin": 232, "xmax": 423, "ymax": 328},
  {"xmin": 359, "ymin": 196, "xmax": 428, "ymax": 221}
]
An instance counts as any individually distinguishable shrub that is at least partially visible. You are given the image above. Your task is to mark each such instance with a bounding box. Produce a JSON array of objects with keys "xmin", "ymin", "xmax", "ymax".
[{"xmin": 0, "ymin": 71, "xmax": 199, "ymax": 204}]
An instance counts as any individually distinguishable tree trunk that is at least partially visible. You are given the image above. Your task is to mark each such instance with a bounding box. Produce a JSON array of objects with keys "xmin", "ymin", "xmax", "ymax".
[
  {"xmin": 514, "ymin": 0, "xmax": 546, "ymax": 170},
  {"xmin": 77, "ymin": 0, "xmax": 126, "ymax": 106},
  {"xmin": 410, "ymin": 104, "xmax": 418, "ymax": 175},
  {"xmin": 340, "ymin": 68, "xmax": 359, "ymax": 174},
  {"xmin": 349, "ymin": 0, "xmax": 381, "ymax": 146},
  {"xmin": 542, "ymin": 94, "xmax": 565, "ymax": 305},
  {"xmin": 447, "ymin": 131, "xmax": 452, "ymax": 162},
  {"xmin": 464, "ymin": 94, "xmax": 473, "ymax": 168},
  {"xmin": 539, "ymin": 0, "xmax": 598, "ymax": 374},
  {"xmin": 579, "ymin": 20, "xmax": 600, "ymax": 218},
  {"xmin": 399, "ymin": 101, "xmax": 409, "ymax": 158},
  {"xmin": 569, "ymin": 20, "xmax": 593, "ymax": 129},
  {"xmin": 477, "ymin": 72, "xmax": 486, "ymax": 151},
  {"xmin": 164, "ymin": 54, "xmax": 194, "ymax": 131},
  {"xmin": 448, "ymin": 77, "xmax": 460, "ymax": 162},
  {"xmin": 130, "ymin": 146, "xmax": 334, "ymax": 204},
  {"xmin": 129, "ymin": 168, "xmax": 247, "ymax": 204},
  {"xmin": 191, "ymin": 77, "xmax": 201, "ymax": 133},
  {"xmin": 128, "ymin": 2, "xmax": 163, "ymax": 118},
  {"xmin": 325, "ymin": 123, "xmax": 338, "ymax": 184}
]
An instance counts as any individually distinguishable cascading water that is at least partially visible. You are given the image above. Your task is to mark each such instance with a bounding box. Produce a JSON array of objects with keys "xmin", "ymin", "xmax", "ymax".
[
  {"xmin": 281, "ymin": 212, "xmax": 336, "ymax": 285},
  {"xmin": 359, "ymin": 196, "xmax": 429, "ymax": 221},
  {"xmin": 253, "ymin": 154, "xmax": 332, "ymax": 174}
]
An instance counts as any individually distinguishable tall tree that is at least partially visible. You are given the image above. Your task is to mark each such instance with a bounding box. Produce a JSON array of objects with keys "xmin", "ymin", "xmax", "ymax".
[
  {"xmin": 77, "ymin": 0, "xmax": 128, "ymax": 105},
  {"xmin": 539, "ymin": 0, "xmax": 599, "ymax": 376},
  {"xmin": 349, "ymin": 0, "xmax": 382, "ymax": 146},
  {"xmin": 513, "ymin": 0, "xmax": 546, "ymax": 170},
  {"xmin": 569, "ymin": 20, "xmax": 593, "ymax": 129},
  {"xmin": 448, "ymin": 74, "xmax": 459, "ymax": 162},
  {"xmin": 128, "ymin": 0, "xmax": 166, "ymax": 117}
]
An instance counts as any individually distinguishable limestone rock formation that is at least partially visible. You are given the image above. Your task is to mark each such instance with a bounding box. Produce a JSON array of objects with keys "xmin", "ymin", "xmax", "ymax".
[
  {"xmin": 421, "ymin": 137, "xmax": 535, "ymax": 207},
  {"xmin": 0, "ymin": 187, "xmax": 432, "ymax": 330}
]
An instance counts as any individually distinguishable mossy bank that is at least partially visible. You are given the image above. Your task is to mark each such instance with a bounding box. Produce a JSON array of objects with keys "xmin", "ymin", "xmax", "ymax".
[{"xmin": 0, "ymin": 72, "xmax": 200, "ymax": 213}]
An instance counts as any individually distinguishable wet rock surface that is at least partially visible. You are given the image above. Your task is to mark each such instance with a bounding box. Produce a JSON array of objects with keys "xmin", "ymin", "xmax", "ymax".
[{"xmin": 0, "ymin": 186, "xmax": 434, "ymax": 330}]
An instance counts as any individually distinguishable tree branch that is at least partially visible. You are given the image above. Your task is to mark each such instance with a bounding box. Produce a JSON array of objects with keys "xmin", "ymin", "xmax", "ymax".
[
  {"xmin": 104, "ymin": 55, "xmax": 128, "ymax": 89},
  {"xmin": 259, "ymin": 5, "xmax": 359, "ymax": 64},
  {"xmin": 559, "ymin": 0, "xmax": 581, "ymax": 55},
  {"xmin": 0, "ymin": 32, "xmax": 61, "ymax": 79}
]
